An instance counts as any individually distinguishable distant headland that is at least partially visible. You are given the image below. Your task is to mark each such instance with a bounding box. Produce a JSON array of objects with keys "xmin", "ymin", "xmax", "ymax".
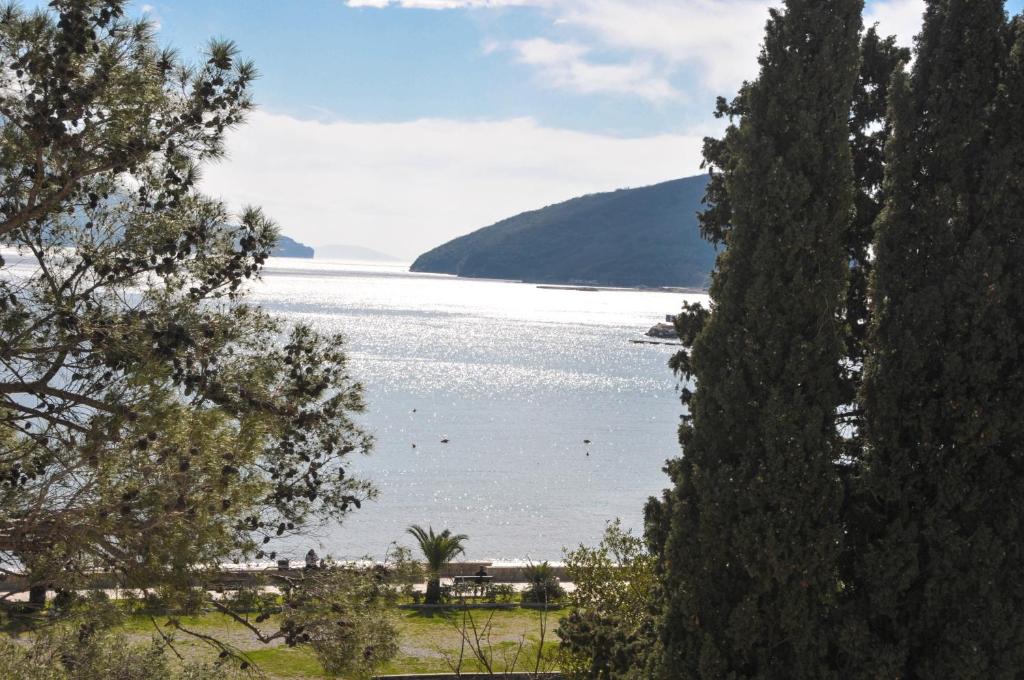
[
  {"xmin": 410, "ymin": 175, "xmax": 716, "ymax": 289},
  {"xmin": 273, "ymin": 234, "xmax": 314, "ymax": 258},
  {"xmin": 315, "ymin": 244, "xmax": 403, "ymax": 262}
]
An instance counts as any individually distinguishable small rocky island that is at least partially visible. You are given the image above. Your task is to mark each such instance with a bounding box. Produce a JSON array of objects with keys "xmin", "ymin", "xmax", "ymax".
[
  {"xmin": 646, "ymin": 322, "xmax": 679, "ymax": 340},
  {"xmin": 644, "ymin": 314, "xmax": 680, "ymax": 340}
]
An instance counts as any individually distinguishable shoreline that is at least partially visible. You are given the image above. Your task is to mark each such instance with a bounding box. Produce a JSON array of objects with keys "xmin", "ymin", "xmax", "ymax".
[
  {"xmin": 403, "ymin": 265, "xmax": 708, "ymax": 294},
  {"xmin": 536, "ymin": 283, "xmax": 706, "ymax": 294}
]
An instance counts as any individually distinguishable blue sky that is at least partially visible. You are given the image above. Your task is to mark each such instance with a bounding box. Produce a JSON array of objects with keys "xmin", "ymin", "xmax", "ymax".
[
  {"xmin": 144, "ymin": 1, "xmax": 710, "ymax": 137},
  {"xmin": 116, "ymin": 0, "xmax": 1024, "ymax": 257}
]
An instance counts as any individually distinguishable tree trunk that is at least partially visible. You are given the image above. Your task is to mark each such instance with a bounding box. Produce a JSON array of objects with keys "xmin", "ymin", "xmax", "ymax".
[
  {"xmin": 28, "ymin": 584, "xmax": 47, "ymax": 609},
  {"xmin": 425, "ymin": 577, "xmax": 441, "ymax": 605}
]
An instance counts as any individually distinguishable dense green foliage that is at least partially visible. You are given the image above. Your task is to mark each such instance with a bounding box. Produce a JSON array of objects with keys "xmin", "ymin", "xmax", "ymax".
[
  {"xmin": 406, "ymin": 524, "xmax": 467, "ymax": 605},
  {"xmin": 0, "ymin": 553, "xmax": 415, "ymax": 679},
  {"xmin": 410, "ymin": 176, "xmax": 716, "ymax": 288},
  {"xmin": 636, "ymin": 3, "xmax": 1024, "ymax": 680},
  {"xmin": 652, "ymin": 1, "xmax": 864, "ymax": 677},
  {"xmin": 0, "ymin": 627, "xmax": 238, "ymax": 680},
  {"xmin": 841, "ymin": 28, "xmax": 911, "ymax": 419},
  {"xmin": 0, "ymin": 0, "xmax": 371, "ymax": 595},
  {"xmin": 0, "ymin": 591, "xmax": 243, "ymax": 679},
  {"xmin": 264, "ymin": 559, "xmax": 411, "ymax": 679},
  {"xmin": 558, "ymin": 520, "xmax": 655, "ymax": 680},
  {"xmin": 849, "ymin": 2, "xmax": 1024, "ymax": 676},
  {"xmin": 520, "ymin": 561, "xmax": 565, "ymax": 604}
]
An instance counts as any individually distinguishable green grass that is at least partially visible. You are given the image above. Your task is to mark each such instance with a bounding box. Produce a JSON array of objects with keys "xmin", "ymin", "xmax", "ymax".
[
  {"xmin": 385, "ymin": 608, "xmax": 563, "ymax": 675},
  {"xmin": 115, "ymin": 606, "xmax": 566, "ymax": 679},
  {"xmin": 240, "ymin": 648, "xmax": 326, "ymax": 678}
]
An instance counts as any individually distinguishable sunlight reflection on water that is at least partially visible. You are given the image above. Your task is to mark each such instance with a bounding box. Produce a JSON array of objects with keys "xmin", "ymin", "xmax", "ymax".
[{"xmin": 249, "ymin": 258, "xmax": 706, "ymax": 561}]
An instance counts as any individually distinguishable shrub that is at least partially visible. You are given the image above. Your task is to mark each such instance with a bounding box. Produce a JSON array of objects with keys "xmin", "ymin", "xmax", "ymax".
[
  {"xmin": 521, "ymin": 562, "xmax": 564, "ymax": 604},
  {"xmin": 492, "ymin": 583, "xmax": 517, "ymax": 603},
  {"xmin": 0, "ymin": 626, "xmax": 240, "ymax": 680},
  {"xmin": 558, "ymin": 520, "xmax": 656, "ymax": 679}
]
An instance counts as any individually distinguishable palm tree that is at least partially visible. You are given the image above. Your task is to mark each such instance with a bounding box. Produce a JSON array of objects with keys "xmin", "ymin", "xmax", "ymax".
[
  {"xmin": 522, "ymin": 561, "xmax": 563, "ymax": 603},
  {"xmin": 407, "ymin": 524, "xmax": 468, "ymax": 605}
]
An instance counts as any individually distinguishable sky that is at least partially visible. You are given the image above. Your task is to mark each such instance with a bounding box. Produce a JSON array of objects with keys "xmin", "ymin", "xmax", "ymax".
[{"xmin": 109, "ymin": 1, "xmax": 1024, "ymax": 259}]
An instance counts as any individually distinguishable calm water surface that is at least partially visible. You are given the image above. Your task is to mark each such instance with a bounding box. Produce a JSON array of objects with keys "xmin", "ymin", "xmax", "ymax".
[{"xmin": 250, "ymin": 258, "xmax": 706, "ymax": 562}]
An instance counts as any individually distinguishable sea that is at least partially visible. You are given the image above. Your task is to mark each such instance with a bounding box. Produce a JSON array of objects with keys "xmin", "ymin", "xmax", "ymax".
[{"xmin": 251, "ymin": 258, "xmax": 706, "ymax": 563}]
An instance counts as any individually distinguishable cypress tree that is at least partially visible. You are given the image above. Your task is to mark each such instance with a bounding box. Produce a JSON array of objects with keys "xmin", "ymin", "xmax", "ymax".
[
  {"xmin": 854, "ymin": 2, "xmax": 1024, "ymax": 676},
  {"xmin": 673, "ymin": 28, "xmax": 908, "ymax": 436},
  {"xmin": 842, "ymin": 28, "xmax": 911, "ymax": 421},
  {"xmin": 832, "ymin": 34, "xmax": 910, "ymax": 666},
  {"xmin": 653, "ymin": 2, "xmax": 863, "ymax": 677}
]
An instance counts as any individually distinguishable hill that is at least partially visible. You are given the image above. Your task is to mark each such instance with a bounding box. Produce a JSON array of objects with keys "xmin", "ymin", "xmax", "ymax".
[
  {"xmin": 316, "ymin": 244, "xmax": 402, "ymax": 262},
  {"xmin": 273, "ymin": 235, "xmax": 314, "ymax": 258},
  {"xmin": 410, "ymin": 175, "xmax": 715, "ymax": 288}
]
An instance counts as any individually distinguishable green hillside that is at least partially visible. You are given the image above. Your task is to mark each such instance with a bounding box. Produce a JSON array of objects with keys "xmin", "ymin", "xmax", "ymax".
[{"xmin": 410, "ymin": 175, "xmax": 715, "ymax": 288}]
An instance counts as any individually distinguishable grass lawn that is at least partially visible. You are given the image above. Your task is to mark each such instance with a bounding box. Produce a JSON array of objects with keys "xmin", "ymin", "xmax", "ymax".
[{"xmin": 119, "ymin": 607, "xmax": 565, "ymax": 679}]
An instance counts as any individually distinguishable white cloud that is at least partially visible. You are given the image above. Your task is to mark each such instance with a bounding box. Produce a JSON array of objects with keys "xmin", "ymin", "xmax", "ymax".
[
  {"xmin": 556, "ymin": 0, "xmax": 769, "ymax": 93},
  {"xmin": 864, "ymin": 0, "xmax": 926, "ymax": 48},
  {"xmin": 347, "ymin": 0, "xmax": 770, "ymax": 92},
  {"xmin": 222, "ymin": 1, "xmax": 929, "ymax": 259},
  {"xmin": 508, "ymin": 38, "xmax": 680, "ymax": 101},
  {"xmin": 201, "ymin": 111, "xmax": 708, "ymax": 259},
  {"xmin": 347, "ymin": 0, "xmax": 927, "ymax": 99},
  {"xmin": 138, "ymin": 3, "xmax": 162, "ymax": 30},
  {"xmin": 552, "ymin": 0, "xmax": 924, "ymax": 93}
]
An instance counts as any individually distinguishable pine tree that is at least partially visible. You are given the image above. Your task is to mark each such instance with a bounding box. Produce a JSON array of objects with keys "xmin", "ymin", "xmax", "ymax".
[
  {"xmin": 0, "ymin": 7, "xmax": 386, "ymax": 667},
  {"xmin": 652, "ymin": 2, "xmax": 864, "ymax": 677},
  {"xmin": 854, "ymin": 2, "xmax": 1024, "ymax": 676}
]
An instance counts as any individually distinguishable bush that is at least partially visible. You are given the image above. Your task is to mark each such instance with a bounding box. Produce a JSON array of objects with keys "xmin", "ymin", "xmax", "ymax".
[
  {"xmin": 557, "ymin": 520, "xmax": 656, "ymax": 680},
  {"xmin": 0, "ymin": 626, "xmax": 240, "ymax": 680},
  {"xmin": 130, "ymin": 586, "xmax": 209, "ymax": 616},
  {"xmin": 280, "ymin": 561, "xmax": 402, "ymax": 680},
  {"xmin": 221, "ymin": 587, "xmax": 276, "ymax": 614},
  {"xmin": 492, "ymin": 583, "xmax": 517, "ymax": 603},
  {"xmin": 51, "ymin": 590, "xmax": 80, "ymax": 613},
  {"xmin": 133, "ymin": 591, "xmax": 165, "ymax": 614},
  {"xmin": 521, "ymin": 562, "xmax": 564, "ymax": 604}
]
